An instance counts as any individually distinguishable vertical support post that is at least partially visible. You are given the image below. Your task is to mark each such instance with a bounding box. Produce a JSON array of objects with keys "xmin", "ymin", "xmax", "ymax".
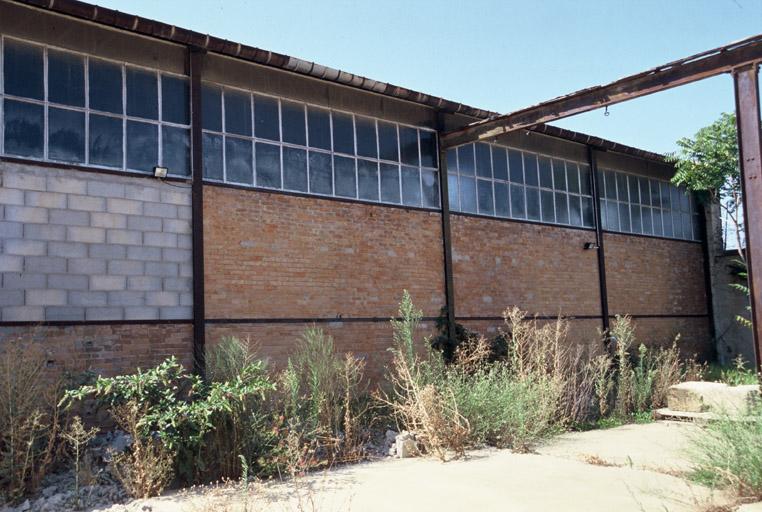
[
  {"xmin": 733, "ymin": 64, "xmax": 762, "ymax": 370},
  {"xmin": 189, "ymin": 47, "xmax": 206, "ymax": 377},
  {"xmin": 588, "ymin": 146, "xmax": 610, "ymax": 337},
  {"xmin": 436, "ymin": 113, "xmax": 457, "ymax": 345}
]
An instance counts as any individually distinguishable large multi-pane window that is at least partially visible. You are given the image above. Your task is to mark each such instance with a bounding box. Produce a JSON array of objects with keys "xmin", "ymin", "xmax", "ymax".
[
  {"xmin": 446, "ymin": 142, "xmax": 596, "ymax": 229},
  {"xmin": 598, "ymin": 168, "xmax": 701, "ymax": 241},
  {"xmin": 0, "ymin": 37, "xmax": 191, "ymax": 175},
  {"xmin": 200, "ymin": 82, "xmax": 440, "ymax": 208}
]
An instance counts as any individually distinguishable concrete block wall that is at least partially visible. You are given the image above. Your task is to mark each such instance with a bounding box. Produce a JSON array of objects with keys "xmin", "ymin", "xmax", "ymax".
[{"xmin": 0, "ymin": 163, "xmax": 193, "ymax": 321}]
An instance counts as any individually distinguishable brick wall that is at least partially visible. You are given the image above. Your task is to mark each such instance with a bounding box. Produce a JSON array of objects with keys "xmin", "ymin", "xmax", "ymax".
[{"xmin": 0, "ymin": 163, "xmax": 192, "ymax": 321}]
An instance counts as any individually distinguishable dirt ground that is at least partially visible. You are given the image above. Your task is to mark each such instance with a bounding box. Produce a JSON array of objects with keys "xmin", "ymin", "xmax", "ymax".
[{"xmin": 97, "ymin": 420, "xmax": 735, "ymax": 512}]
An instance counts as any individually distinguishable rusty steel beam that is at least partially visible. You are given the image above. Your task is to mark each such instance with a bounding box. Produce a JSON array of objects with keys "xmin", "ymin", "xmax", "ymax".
[
  {"xmin": 442, "ymin": 34, "xmax": 762, "ymax": 148},
  {"xmin": 733, "ymin": 64, "xmax": 762, "ymax": 371}
]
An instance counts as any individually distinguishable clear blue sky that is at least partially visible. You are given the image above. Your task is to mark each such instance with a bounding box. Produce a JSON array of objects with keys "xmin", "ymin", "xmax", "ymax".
[{"xmin": 95, "ymin": 0, "xmax": 762, "ymax": 154}]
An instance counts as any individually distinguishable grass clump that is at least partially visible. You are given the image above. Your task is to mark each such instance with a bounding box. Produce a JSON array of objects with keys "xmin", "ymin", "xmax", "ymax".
[{"xmin": 705, "ymin": 355, "xmax": 759, "ymax": 386}]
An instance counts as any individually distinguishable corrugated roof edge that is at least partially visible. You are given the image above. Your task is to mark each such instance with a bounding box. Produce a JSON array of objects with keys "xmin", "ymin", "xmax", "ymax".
[{"xmin": 10, "ymin": 0, "xmax": 667, "ymax": 164}]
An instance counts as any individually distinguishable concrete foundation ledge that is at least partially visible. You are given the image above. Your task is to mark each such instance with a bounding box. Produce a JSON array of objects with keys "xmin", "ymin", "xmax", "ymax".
[{"xmin": 666, "ymin": 381, "xmax": 760, "ymax": 415}]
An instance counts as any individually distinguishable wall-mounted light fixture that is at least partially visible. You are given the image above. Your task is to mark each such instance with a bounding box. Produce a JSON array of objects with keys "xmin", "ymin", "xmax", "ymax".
[
  {"xmin": 153, "ymin": 166, "xmax": 168, "ymax": 179},
  {"xmin": 584, "ymin": 242, "xmax": 599, "ymax": 250}
]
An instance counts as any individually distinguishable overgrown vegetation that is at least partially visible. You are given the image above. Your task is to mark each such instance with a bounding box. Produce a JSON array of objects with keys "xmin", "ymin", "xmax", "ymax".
[{"xmin": 705, "ymin": 354, "xmax": 759, "ymax": 386}]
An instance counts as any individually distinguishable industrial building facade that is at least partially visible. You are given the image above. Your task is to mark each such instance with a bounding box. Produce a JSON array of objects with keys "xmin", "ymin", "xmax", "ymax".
[{"xmin": 0, "ymin": 0, "xmax": 712, "ymax": 377}]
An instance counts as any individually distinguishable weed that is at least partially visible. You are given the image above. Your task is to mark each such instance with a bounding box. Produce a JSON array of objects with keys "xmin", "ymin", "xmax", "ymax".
[{"xmin": 60, "ymin": 416, "xmax": 99, "ymax": 508}]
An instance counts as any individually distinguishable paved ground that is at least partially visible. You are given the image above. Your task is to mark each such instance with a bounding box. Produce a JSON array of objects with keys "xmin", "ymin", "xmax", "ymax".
[{"xmin": 98, "ymin": 421, "xmax": 734, "ymax": 512}]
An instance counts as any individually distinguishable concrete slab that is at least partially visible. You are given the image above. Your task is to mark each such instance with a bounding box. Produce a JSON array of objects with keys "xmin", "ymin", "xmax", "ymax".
[{"xmin": 667, "ymin": 381, "xmax": 760, "ymax": 414}]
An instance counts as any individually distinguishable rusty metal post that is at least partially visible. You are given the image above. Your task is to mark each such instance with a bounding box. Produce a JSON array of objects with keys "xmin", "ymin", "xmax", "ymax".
[{"xmin": 733, "ymin": 64, "xmax": 762, "ymax": 370}]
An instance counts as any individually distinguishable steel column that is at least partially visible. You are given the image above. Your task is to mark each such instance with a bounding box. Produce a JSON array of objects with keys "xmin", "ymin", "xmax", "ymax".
[
  {"xmin": 587, "ymin": 147, "xmax": 610, "ymax": 336},
  {"xmin": 437, "ymin": 114, "xmax": 457, "ymax": 344}
]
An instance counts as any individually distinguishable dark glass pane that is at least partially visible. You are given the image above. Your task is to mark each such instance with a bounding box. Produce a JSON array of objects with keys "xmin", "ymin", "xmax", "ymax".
[
  {"xmin": 581, "ymin": 197, "xmax": 595, "ymax": 227},
  {"xmin": 477, "ymin": 179, "xmax": 494, "ymax": 215},
  {"xmin": 446, "ymin": 148, "xmax": 457, "ymax": 172},
  {"xmin": 332, "ymin": 113, "xmax": 354, "ymax": 155},
  {"xmin": 661, "ymin": 182, "xmax": 673, "ymax": 210},
  {"xmin": 447, "ymin": 173, "xmax": 459, "ymax": 211},
  {"xmin": 126, "ymin": 120, "xmax": 158, "ymax": 172},
  {"xmin": 650, "ymin": 180, "xmax": 662, "ymax": 207},
  {"xmin": 552, "ymin": 160, "xmax": 566, "ymax": 191},
  {"xmin": 639, "ymin": 177, "xmax": 650, "ymax": 206},
  {"xmin": 3, "ymin": 100, "xmax": 43, "ymax": 157},
  {"xmin": 334, "ymin": 155, "xmax": 356, "ymax": 198},
  {"xmin": 492, "ymin": 146, "xmax": 508, "ymax": 180},
  {"xmin": 225, "ymin": 90, "xmax": 252, "ymax": 136},
  {"xmin": 457, "ymin": 144, "xmax": 475, "ymax": 176},
  {"xmin": 494, "ymin": 182, "xmax": 509, "ymax": 217},
  {"xmin": 631, "ymin": 204, "xmax": 642, "ymax": 233},
  {"xmin": 555, "ymin": 192, "xmax": 569, "ymax": 224},
  {"xmin": 400, "ymin": 127, "xmax": 419, "ymax": 166},
  {"xmin": 161, "ymin": 75, "xmax": 189, "ymax": 125},
  {"xmin": 401, "ymin": 166, "xmax": 421, "ymax": 206},
  {"xmin": 579, "ymin": 165, "xmax": 592, "ymax": 196},
  {"xmin": 378, "ymin": 121, "xmax": 399, "ymax": 162},
  {"xmin": 89, "ymin": 114, "xmax": 122, "ymax": 168},
  {"xmin": 475, "ymin": 143, "xmax": 492, "ymax": 178},
  {"xmin": 48, "ymin": 107, "xmax": 85, "ymax": 163},
  {"xmin": 89, "ymin": 59, "xmax": 123, "ymax": 114},
  {"xmin": 356, "ymin": 117, "xmax": 377, "ymax": 159},
  {"xmin": 202, "ymin": 83, "xmax": 222, "ymax": 131},
  {"xmin": 642, "ymin": 206, "xmax": 653, "ymax": 235},
  {"xmin": 663, "ymin": 210, "xmax": 675, "ymax": 237},
  {"xmin": 567, "ymin": 163, "xmax": 580, "ymax": 194},
  {"xmin": 4, "ymin": 40, "xmax": 43, "ymax": 100},
  {"xmin": 422, "ymin": 170, "xmax": 439, "ymax": 208},
  {"xmin": 420, "ymin": 130, "xmax": 437, "ymax": 168},
  {"xmin": 460, "ymin": 176, "xmax": 476, "ymax": 213},
  {"xmin": 226, "ymin": 137, "xmax": 254, "ymax": 185},
  {"xmin": 358, "ymin": 159, "xmax": 379, "ymax": 201},
  {"xmin": 509, "ymin": 150, "xmax": 524, "ymax": 183},
  {"xmin": 162, "ymin": 126, "xmax": 190, "ymax": 176},
  {"xmin": 599, "ymin": 200, "xmax": 608, "ymax": 229},
  {"xmin": 510, "ymin": 184, "xmax": 525, "ymax": 219},
  {"xmin": 254, "ymin": 95, "xmax": 279, "ymax": 141},
  {"xmin": 380, "ymin": 163, "xmax": 400, "ymax": 203},
  {"xmin": 539, "ymin": 156, "xmax": 553, "ymax": 189},
  {"xmin": 309, "ymin": 151, "xmax": 332, "ymax": 195},
  {"xmin": 48, "ymin": 50, "xmax": 84, "ymax": 107},
  {"xmin": 616, "ymin": 173, "xmax": 629, "ymax": 202},
  {"xmin": 281, "ymin": 101, "xmax": 306, "ymax": 146},
  {"xmin": 605, "ymin": 200, "xmax": 619, "ymax": 231},
  {"xmin": 526, "ymin": 187, "xmax": 540, "ymax": 220},
  {"xmin": 679, "ymin": 188, "xmax": 691, "ymax": 212},
  {"xmin": 652, "ymin": 209, "xmax": 664, "ymax": 236},
  {"xmin": 604, "ymin": 170, "xmax": 617, "ymax": 200},
  {"xmin": 569, "ymin": 195, "xmax": 582, "ymax": 226},
  {"xmin": 307, "ymin": 107, "xmax": 331, "ymax": 150},
  {"xmin": 681, "ymin": 213, "xmax": 692, "ymax": 239},
  {"xmin": 202, "ymin": 133, "xmax": 223, "ymax": 180},
  {"xmin": 628, "ymin": 175, "xmax": 640, "ymax": 204},
  {"xmin": 283, "ymin": 147, "xmax": 307, "ymax": 192},
  {"xmin": 540, "ymin": 189, "xmax": 555, "ymax": 223},
  {"xmin": 126, "ymin": 67, "xmax": 158, "ymax": 120},
  {"xmin": 255, "ymin": 142, "xmax": 280, "ymax": 188},
  {"xmin": 524, "ymin": 153, "xmax": 539, "ymax": 186},
  {"xmin": 619, "ymin": 202, "xmax": 631, "ymax": 232}
]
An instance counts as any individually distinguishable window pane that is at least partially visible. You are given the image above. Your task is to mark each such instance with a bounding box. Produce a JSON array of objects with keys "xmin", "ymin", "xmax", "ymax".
[
  {"xmin": 639, "ymin": 177, "xmax": 651, "ymax": 206},
  {"xmin": 581, "ymin": 197, "xmax": 595, "ymax": 227},
  {"xmin": 281, "ymin": 101, "xmax": 306, "ymax": 146},
  {"xmin": 202, "ymin": 83, "xmax": 222, "ymax": 131},
  {"xmin": 477, "ymin": 179, "xmax": 494, "ymax": 215},
  {"xmin": 540, "ymin": 189, "xmax": 555, "ymax": 222},
  {"xmin": 555, "ymin": 192, "xmax": 569, "ymax": 224},
  {"xmin": 619, "ymin": 202, "xmax": 631, "ymax": 232},
  {"xmin": 494, "ymin": 182, "xmax": 509, "ymax": 217},
  {"xmin": 457, "ymin": 144, "xmax": 475, "ymax": 176},
  {"xmin": 378, "ymin": 122, "xmax": 399, "ymax": 162},
  {"xmin": 307, "ymin": 107, "xmax": 331, "ymax": 150},
  {"xmin": 356, "ymin": 117, "xmax": 377, "ymax": 159},
  {"xmin": 631, "ymin": 204, "xmax": 642, "ymax": 233},
  {"xmin": 126, "ymin": 67, "xmax": 158, "ymax": 120},
  {"xmin": 525, "ymin": 153, "xmax": 539, "ymax": 186},
  {"xmin": 446, "ymin": 148, "xmax": 457, "ymax": 172},
  {"xmin": 422, "ymin": 170, "xmax": 439, "ymax": 208},
  {"xmin": 616, "ymin": 173, "xmax": 629, "ymax": 202},
  {"xmin": 161, "ymin": 75, "xmax": 189, "ymax": 125},
  {"xmin": 539, "ymin": 156, "xmax": 553, "ymax": 188},
  {"xmin": 48, "ymin": 107, "xmax": 85, "ymax": 163},
  {"xmin": 254, "ymin": 95, "xmax": 279, "ymax": 141},
  {"xmin": 126, "ymin": 120, "xmax": 158, "ymax": 172},
  {"xmin": 552, "ymin": 160, "xmax": 566, "ymax": 191},
  {"xmin": 4, "ymin": 40, "xmax": 43, "ymax": 100},
  {"xmin": 567, "ymin": 163, "xmax": 580, "ymax": 194},
  {"xmin": 642, "ymin": 206, "xmax": 653, "ymax": 235},
  {"xmin": 509, "ymin": 150, "xmax": 524, "ymax": 183},
  {"xmin": 89, "ymin": 114, "xmax": 122, "ymax": 168},
  {"xmin": 162, "ymin": 126, "xmax": 190, "ymax": 176},
  {"xmin": 510, "ymin": 184, "xmax": 526, "ymax": 219},
  {"xmin": 309, "ymin": 151, "xmax": 332, "ymax": 195},
  {"xmin": 652, "ymin": 209, "xmax": 664, "ymax": 236},
  {"xmin": 650, "ymin": 180, "xmax": 662, "ymax": 208},
  {"xmin": 492, "ymin": 146, "xmax": 508, "ymax": 180},
  {"xmin": 448, "ymin": 173, "xmax": 459, "ymax": 210},
  {"xmin": 661, "ymin": 182, "xmax": 672, "ymax": 210},
  {"xmin": 334, "ymin": 155, "xmax": 356, "ymax": 198},
  {"xmin": 525, "ymin": 187, "xmax": 540, "ymax": 220},
  {"xmin": 89, "ymin": 59, "xmax": 123, "ymax": 114},
  {"xmin": 605, "ymin": 200, "xmax": 619, "ymax": 231},
  {"xmin": 681, "ymin": 213, "xmax": 692, "ymax": 239},
  {"xmin": 628, "ymin": 175, "xmax": 640, "ymax": 204},
  {"xmin": 679, "ymin": 189, "xmax": 691, "ymax": 212},
  {"xmin": 420, "ymin": 130, "xmax": 437, "ymax": 168},
  {"xmin": 380, "ymin": 163, "xmax": 401, "ymax": 203},
  {"xmin": 225, "ymin": 90, "xmax": 252, "ymax": 136},
  {"xmin": 663, "ymin": 210, "xmax": 675, "ymax": 237},
  {"xmin": 604, "ymin": 170, "xmax": 617, "ymax": 200},
  {"xmin": 226, "ymin": 137, "xmax": 254, "ymax": 185},
  {"xmin": 255, "ymin": 142, "xmax": 280, "ymax": 188},
  {"xmin": 202, "ymin": 133, "xmax": 223, "ymax": 180},
  {"xmin": 358, "ymin": 159, "xmax": 379, "ymax": 201},
  {"xmin": 401, "ymin": 166, "xmax": 421, "ymax": 206},
  {"xmin": 569, "ymin": 195, "xmax": 582, "ymax": 226},
  {"xmin": 48, "ymin": 50, "xmax": 84, "ymax": 107},
  {"xmin": 400, "ymin": 127, "xmax": 419, "ymax": 166},
  {"xmin": 3, "ymin": 100, "xmax": 43, "ymax": 157},
  {"xmin": 579, "ymin": 165, "xmax": 592, "ymax": 196},
  {"xmin": 475, "ymin": 143, "xmax": 492, "ymax": 178},
  {"xmin": 283, "ymin": 147, "xmax": 307, "ymax": 192},
  {"xmin": 332, "ymin": 113, "xmax": 354, "ymax": 155},
  {"xmin": 459, "ymin": 176, "xmax": 477, "ymax": 213}
]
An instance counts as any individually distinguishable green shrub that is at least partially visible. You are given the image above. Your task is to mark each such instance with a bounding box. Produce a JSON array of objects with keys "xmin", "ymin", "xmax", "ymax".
[
  {"xmin": 706, "ymin": 355, "xmax": 759, "ymax": 386},
  {"xmin": 429, "ymin": 307, "xmax": 508, "ymax": 364}
]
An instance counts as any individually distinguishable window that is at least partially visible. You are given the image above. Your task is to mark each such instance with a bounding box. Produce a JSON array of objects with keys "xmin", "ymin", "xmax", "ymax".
[
  {"xmin": 0, "ymin": 37, "xmax": 191, "ymax": 175},
  {"xmin": 199, "ymin": 80, "xmax": 439, "ymax": 208}
]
